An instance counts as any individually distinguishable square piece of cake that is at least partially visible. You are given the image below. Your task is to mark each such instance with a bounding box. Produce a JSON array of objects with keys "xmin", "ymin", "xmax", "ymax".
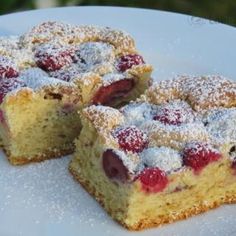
[
  {"xmin": 0, "ymin": 21, "xmax": 152, "ymax": 165},
  {"xmin": 70, "ymin": 75, "xmax": 236, "ymax": 230}
]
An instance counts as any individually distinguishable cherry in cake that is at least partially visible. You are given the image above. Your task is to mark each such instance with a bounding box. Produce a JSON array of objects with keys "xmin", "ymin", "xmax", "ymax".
[
  {"xmin": 92, "ymin": 79, "xmax": 135, "ymax": 105},
  {"xmin": 232, "ymin": 160, "xmax": 236, "ymax": 173},
  {"xmin": 102, "ymin": 149, "xmax": 129, "ymax": 182},
  {"xmin": 117, "ymin": 54, "xmax": 145, "ymax": 72}
]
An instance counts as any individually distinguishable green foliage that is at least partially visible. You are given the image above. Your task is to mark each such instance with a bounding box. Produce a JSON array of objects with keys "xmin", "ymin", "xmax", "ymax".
[
  {"xmin": 0, "ymin": 0, "xmax": 35, "ymax": 15},
  {"xmin": 68, "ymin": 0, "xmax": 236, "ymax": 25},
  {"xmin": 0, "ymin": 0, "xmax": 235, "ymax": 26}
]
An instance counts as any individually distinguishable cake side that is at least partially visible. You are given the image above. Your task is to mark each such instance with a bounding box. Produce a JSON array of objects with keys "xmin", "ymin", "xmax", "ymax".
[{"xmin": 0, "ymin": 86, "xmax": 82, "ymax": 165}]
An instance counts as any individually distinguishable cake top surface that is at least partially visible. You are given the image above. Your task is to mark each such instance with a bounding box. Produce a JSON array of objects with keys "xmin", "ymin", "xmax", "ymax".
[
  {"xmin": 82, "ymin": 75, "xmax": 236, "ymax": 178},
  {"xmin": 144, "ymin": 75, "xmax": 236, "ymax": 110},
  {"xmin": 0, "ymin": 21, "xmax": 152, "ymax": 105}
]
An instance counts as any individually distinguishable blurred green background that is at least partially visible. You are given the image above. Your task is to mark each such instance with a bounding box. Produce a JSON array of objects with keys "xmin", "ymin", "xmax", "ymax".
[{"xmin": 1, "ymin": 0, "xmax": 236, "ymax": 26}]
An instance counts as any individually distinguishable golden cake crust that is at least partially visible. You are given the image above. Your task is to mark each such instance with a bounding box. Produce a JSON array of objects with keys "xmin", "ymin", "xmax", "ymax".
[
  {"xmin": 20, "ymin": 21, "xmax": 137, "ymax": 54},
  {"xmin": 69, "ymin": 163, "xmax": 236, "ymax": 231},
  {"xmin": 82, "ymin": 105, "xmax": 124, "ymax": 131},
  {"xmin": 142, "ymin": 75, "xmax": 236, "ymax": 111},
  {"xmin": 3, "ymin": 146, "xmax": 73, "ymax": 165}
]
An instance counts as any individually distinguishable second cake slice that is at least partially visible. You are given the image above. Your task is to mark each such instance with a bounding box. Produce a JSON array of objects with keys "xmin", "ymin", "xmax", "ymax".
[{"xmin": 0, "ymin": 21, "xmax": 152, "ymax": 165}]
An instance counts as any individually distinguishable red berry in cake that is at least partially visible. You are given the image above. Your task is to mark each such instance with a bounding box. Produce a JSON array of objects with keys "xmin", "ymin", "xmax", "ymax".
[
  {"xmin": 35, "ymin": 44, "xmax": 74, "ymax": 71},
  {"xmin": 137, "ymin": 167, "xmax": 168, "ymax": 193},
  {"xmin": 114, "ymin": 126, "xmax": 148, "ymax": 153},
  {"xmin": 0, "ymin": 56, "xmax": 19, "ymax": 79},
  {"xmin": 153, "ymin": 101, "xmax": 195, "ymax": 125},
  {"xmin": 154, "ymin": 108, "xmax": 182, "ymax": 125},
  {"xmin": 50, "ymin": 70, "xmax": 72, "ymax": 82},
  {"xmin": 0, "ymin": 109, "xmax": 9, "ymax": 130},
  {"xmin": 117, "ymin": 54, "xmax": 145, "ymax": 72},
  {"xmin": 231, "ymin": 147, "xmax": 236, "ymax": 171},
  {"xmin": 183, "ymin": 142, "xmax": 221, "ymax": 173},
  {"xmin": 229, "ymin": 146, "xmax": 236, "ymax": 172},
  {"xmin": 232, "ymin": 160, "xmax": 236, "ymax": 169},
  {"xmin": 102, "ymin": 149, "xmax": 129, "ymax": 182},
  {"xmin": 92, "ymin": 79, "xmax": 134, "ymax": 105},
  {"xmin": 153, "ymin": 101, "xmax": 196, "ymax": 125},
  {"xmin": 0, "ymin": 77, "xmax": 26, "ymax": 104},
  {"xmin": 49, "ymin": 66, "xmax": 80, "ymax": 82},
  {"xmin": 0, "ymin": 109, "xmax": 4, "ymax": 123}
]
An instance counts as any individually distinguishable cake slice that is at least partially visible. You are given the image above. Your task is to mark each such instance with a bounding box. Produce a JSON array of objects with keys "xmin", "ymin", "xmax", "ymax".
[
  {"xmin": 0, "ymin": 21, "xmax": 152, "ymax": 165},
  {"xmin": 69, "ymin": 75, "xmax": 236, "ymax": 230}
]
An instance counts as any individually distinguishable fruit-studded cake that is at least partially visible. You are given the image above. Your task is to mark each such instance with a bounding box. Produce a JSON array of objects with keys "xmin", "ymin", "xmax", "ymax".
[
  {"xmin": 69, "ymin": 75, "xmax": 236, "ymax": 230},
  {"xmin": 0, "ymin": 21, "xmax": 152, "ymax": 165}
]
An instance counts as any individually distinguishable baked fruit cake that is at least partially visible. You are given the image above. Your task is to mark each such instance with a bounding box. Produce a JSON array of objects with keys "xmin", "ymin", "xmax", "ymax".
[
  {"xmin": 0, "ymin": 21, "xmax": 152, "ymax": 165},
  {"xmin": 69, "ymin": 75, "xmax": 236, "ymax": 230}
]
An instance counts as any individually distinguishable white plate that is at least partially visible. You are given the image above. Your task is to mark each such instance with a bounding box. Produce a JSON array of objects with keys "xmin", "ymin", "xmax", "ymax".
[{"xmin": 0, "ymin": 6, "xmax": 236, "ymax": 236}]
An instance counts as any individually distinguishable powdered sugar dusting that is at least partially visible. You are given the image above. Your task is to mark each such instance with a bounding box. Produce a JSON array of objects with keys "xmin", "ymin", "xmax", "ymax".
[
  {"xmin": 34, "ymin": 42, "xmax": 74, "ymax": 71},
  {"xmin": 138, "ymin": 147, "xmax": 183, "ymax": 173},
  {"xmin": 0, "ymin": 21, "xmax": 150, "ymax": 100},
  {"xmin": 187, "ymin": 75, "xmax": 236, "ymax": 110},
  {"xmin": 102, "ymin": 73, "xmax": 128, "ymax": 86},
  {"xmin": 113, "ymin": 125, "xmax": 148, "ymax": 153},
  {"xmin": 83, "ymin": 105, "xmax": 124, "ymax": 132},
  {"xmin": 49, "ymin": 64, "xmax": 81, "ymax": 82},
  {"xmin": 204, "ymin": 108, "xmax": 236, "ymax": 145},
  {"xmin": 75, "ymin": 42, "xmax": 115, "ymax": 71},
  {"xmin": 88, "ymin": 98, "xmax": 210, "ymax": 176},
  {"xmin": 19, "ymin": 68, "xmax": 68, "ymax": 90},
  {"xmin": 155, "ymin": 100, "xmax": 196, "ymax": 124},
  {"xmin": 100, "ymin": 27, "xmax": 136, "ymax": 53},
  {"xmin": 0, "ymin": 36, "xmax": 19, "ymax": 52},
  {"xmin": 184, "ymin": 141, "xmax": 221, "ymax": 159},
  {"xmin": 20, "ymin": 21, "xmax": 136, "ymax": 54},
  {"xmin": 0, "ymin": 155, "xmax": 109, "ymax": 228},
  {"xmin": 141, "ymin": 120, "xmax": 209, "ymax": 149},
  {"xmin": 120, "ymin": 100, "xmax": 207, "ymax": 151},
  {"xmin": 112, "ymin": 149, "xmax": 140, "ymax": 174},
  {"xmin": 20, "ymin": 67, "xmax": 48, "ymax": 78},
  {"xmin": 121, "ymin": 102, "xmax": 155, "ymax": 125},
  {"xmin": 20, "ymin": 21, "xmax": 77, "ymax": 46},
  {"xmin": 0, "ymin": 36, "xmax": 34, "ymax": 69},
  {"xmin": 146, "ymin": 75, "xmax": 236, "ymax": 110},
  {"xmin": 0, "ymin": 55, "xmax": 19, "ymax": 78},
  {"xmin": 0, "ymin": 77, "xmax": 26, "ymax": 103},
  {"xmin": 86, "ymin": 75, "xmax": 236, "ymax": 178}
]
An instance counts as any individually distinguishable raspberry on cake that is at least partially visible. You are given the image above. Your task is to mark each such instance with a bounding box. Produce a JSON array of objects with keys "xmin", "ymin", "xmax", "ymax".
[
  {"xmin": 113, "ymin": 126, "xmax": 148, "ymax": 153},
  {"xmin": 69, "ymin": 75, "xmax": 236, "ymax": 230},
  {"xmin": 0, "ymin": 21, "xmax": 152, "ymax": 165},
  {"xmin": 137, "ymin": 167, "xmax": 169, "ymax": 193},
  {"xmin": 34, "ymin": 43, "xmax": 75, "ymax": 71},
  {"xmin": 183, "ymin": 142, "xmax": 221, "ymax": 173}
]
